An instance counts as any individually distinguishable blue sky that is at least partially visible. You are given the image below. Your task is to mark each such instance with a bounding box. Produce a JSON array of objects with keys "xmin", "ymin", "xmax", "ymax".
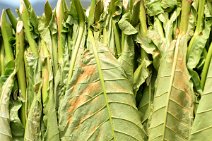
[
  {"xmin": 1, "ymin": 0, "xmax": 91, "ymax": 6},
  {"xmin": 1, "ymin": 0, "xmax": 37, "ymax": 6}
]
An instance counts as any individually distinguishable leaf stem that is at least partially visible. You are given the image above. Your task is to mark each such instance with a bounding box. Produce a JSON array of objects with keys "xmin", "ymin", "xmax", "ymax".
[
  {"xmin": 56, "ymin": 0, "xmax": 65, "ymax": 65},
  {"xmin": 0, "ymin": 41, "xmax": 4, "ymax": 75},
  {"xmin": 16, "ymin": 21, "xmax": 27, "ymax": 127},
  {"xmin": 112, "ymin": 20, "xmax": 121, "ymax": 57},
  {"xmin": 139, "ymin": 0, "xmax": 148, "ymax": 60},
  {"xmin": 180, "ymin": 0, "xmax": 192, "ymax": 34},
  {"xmin": 195, "ymin": 0, "xmax": 206, "ymax": 34},
  {"xmin": 1, "ymin": 10, "xmax": 14, "ymax": 63},
  {"xmin": 201, "ymin": 42, "xmax": 212, "ymax": 89},
  {"xmin": 6, "ymin": 9, "xmax": 17, "ymax": 31},
  {"xmin": 139, "ymin": 0, "xmax": 147, "ymax": 36}
]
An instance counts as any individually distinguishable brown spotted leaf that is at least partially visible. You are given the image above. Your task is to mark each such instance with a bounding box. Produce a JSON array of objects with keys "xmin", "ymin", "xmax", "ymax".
[
  {"xmin": 149, "ymin": 36, "xmax": 194, "ymax": 141},
  {"xmin": 58, "ymin": 40, "xmax": 146, "ymax": 141}
]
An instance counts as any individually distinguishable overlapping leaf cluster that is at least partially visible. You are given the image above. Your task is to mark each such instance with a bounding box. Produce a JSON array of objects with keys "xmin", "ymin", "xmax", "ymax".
[{"xmin": 0, "ymin": 0, "xmax": 211, "ymax": 141}]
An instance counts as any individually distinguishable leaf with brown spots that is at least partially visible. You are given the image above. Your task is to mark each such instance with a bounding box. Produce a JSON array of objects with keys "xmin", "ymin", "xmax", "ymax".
[
  {"xmin": 58, "ymin": 40, "xmax": 146, "ymax": 141},
  {"xmin": 148, "ymin": 36, "xmax": 194, "ymax": 141}
]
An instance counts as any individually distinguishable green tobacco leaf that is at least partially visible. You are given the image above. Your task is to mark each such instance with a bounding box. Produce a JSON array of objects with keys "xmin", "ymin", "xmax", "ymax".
[
  {"xmin": 190, "ymin": 43, "xmax": 212, "ymax": 141},
  {"xmin": 20, "ymin": 2, "xmax": 38, "ymax": 57},
  {"xmin": 58, "ymin": 35, "xmax": 146, "ymax": 141},
  {"xmin": 138, "ymin": 73, "xmax": 156, "ymax": 135},
  {"xmin": 145, "ymin": 0, "xmax": 164, "ymax": 16},
  {"xmin": 189, "ymin": 70, "xmax": 202, "ymax": 94},
  {"xmin": 24, "ymin": 83, "xmax": 42, "ymax": 141},
  {"xmin": 135, "ymin": 34, "xmax": 158, "ymax": 55},
  {"xmin": 118, "ymin": 36, "xmax": 135, "ymax": 84},
  {"xmin": 24, "ymin": 48, "xmax": 40, "ymax": 115},
  {"xmin": 44, "ymin": 1, "xmax": 53, "ymax": 26},
  {"xmin": 10, "ymin": 99, "xmax": 24, "ymax": 140},
  {"xmin": 118, "ymin": 13, "xmax": 138, "ymax": 35},
  {"xmin": 133, "ymin": 58, "xmax": 152, "ymax": 93},
  {"xmin": 0, "ymin": 67, "xmax": 16, "ymax": 141},
  {"xmin": 187, "ymin": 20, "xmax": 211, "ymax": 93},
  {"xmin": 23, "ymin": 0, "xmax": 39, "ymax": 37},
  {"xmin": 205, "ymin": 1, "xmax": 212, "ymax": 18},
  {"xmin": 39, "ymin": 20, "xmax": 60, "ymax": 140},
  {"xmin": 187, "ymin": 20, "xmax": 212, "ymax": 70},
  {"xmin": 149, "ymin": 36, "xmax": 194, "ymax": 141},
  {"xmin": 161, "ymin": 0, "xmax": 177, "ymax": 9}
]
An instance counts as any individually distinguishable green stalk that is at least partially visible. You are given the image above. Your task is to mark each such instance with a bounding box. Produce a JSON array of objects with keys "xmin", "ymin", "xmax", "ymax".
[
  {"xmin": 0, "ymin": 41, "xmax": 4, "ymax": 75},
  {"xmin": 103, "ymin": 16, "xmax": 109, "ymax": 44},
  {"xmin": 41, "ymin": 43, "xmax": 49, "ymax": 106},
  {"xmin": 1, "ymin": 10, "xmax": 14, "ymax": 63},
  {"xmin": 108, "ymin": 0, "xmax": 122, "ymax": 57},
  {"xmin": 88, "ymin": 0, "xmax": 96, "ymax": 26},
  {"xmin": 187, "ymin": 0, "xmax": 206, "ymax": 53},
  {"xmin": 180, "ymin": 0, "xmax": 192, "ymax": 34},
  {"xmin": 139, "ymin": 0, "xmax": 148, "ymax": 60},
  {"xmin": 201, "ymin": 42, "xmax": 212, "ymax": 89},
  {"xmin": 6, "ymin": 9, "xmax": 17, "ymax": 30},
  {"xmin": 129, "ymin": 0, "xmax": 134, "ymax": 11},
  {"xmin": 112, "ymin": 20, "xmax": 121, "ymax": 57},
  {"xmin": 16, "ymin": 21, "xmax": 27, "ymax": 127},
  {"xmin": 155, "ymin": 18, "xmax": 165, "ymax": 39},
  {"xmin": 195, "ymin": 0, "xmax": 206, "ymax": 33},
  {"xmin": 67, "ymin": 0, "xmax": 85, "ymax": 82},
  {"xmin": 56, "ymin": 0, "xmax": 65, "ymax": 65},
  {"xmin": 139, "ymin": 0, "xmax": 147, "ymax": 35},
  {"xmin": 121, "ymin": 32, "xmax": 125, "ymax": 51},
  {"xmin": 23, "ymin": 0, "xmax": 30, "ymax": 9},
  {"xmin": 51, "ymin": 34, "xmax": 58, "ymax": 77},
  {"xmin": 20, "ymin": 3, "xmax": 38, "ymax": 57}
]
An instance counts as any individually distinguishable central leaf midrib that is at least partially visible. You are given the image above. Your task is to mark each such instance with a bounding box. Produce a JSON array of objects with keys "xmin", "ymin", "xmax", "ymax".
[
  {"xmin": 89, "ymin": 30, "xmax": 117, "ymax": 141},
  {"xmin": 162, "ymin": 38, "xmax": 180, "ymax": 140}
]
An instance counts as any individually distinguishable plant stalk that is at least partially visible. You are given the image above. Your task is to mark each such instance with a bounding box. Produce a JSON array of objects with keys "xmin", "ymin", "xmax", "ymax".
[
  {"xmin": 16, "ymin": 21, "xmax": 27, "ymax": 127},
  {"xmin": 201, "ymin": 42, "xmax": 212, "ymax": 89},
  {"xmin": 6, "ymin": 9, "xmax": 17, "ymax": 30},
  {"xmin": 1, "ymin": 10, "xmax": 14, "ymax": 63},
  {"xmin": 56, "ymin": 0, "xmax": 65, "ymax": 66},
  {"xmin": 180, "ymin": 0, "xmax": 192, "ymax": 34},
  {"xmin": 139, "ymin": 0, "xmax": 147, "ymax": 36}
]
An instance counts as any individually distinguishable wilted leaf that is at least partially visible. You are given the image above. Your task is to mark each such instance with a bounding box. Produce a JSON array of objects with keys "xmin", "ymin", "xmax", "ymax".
[
  {"xmin": 0, "ymin": 68, "xmax": 16, "ymax": 141},
  {"xmin": 10, "ymin": 99, "xmax": 24, "ymax": 140}
]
